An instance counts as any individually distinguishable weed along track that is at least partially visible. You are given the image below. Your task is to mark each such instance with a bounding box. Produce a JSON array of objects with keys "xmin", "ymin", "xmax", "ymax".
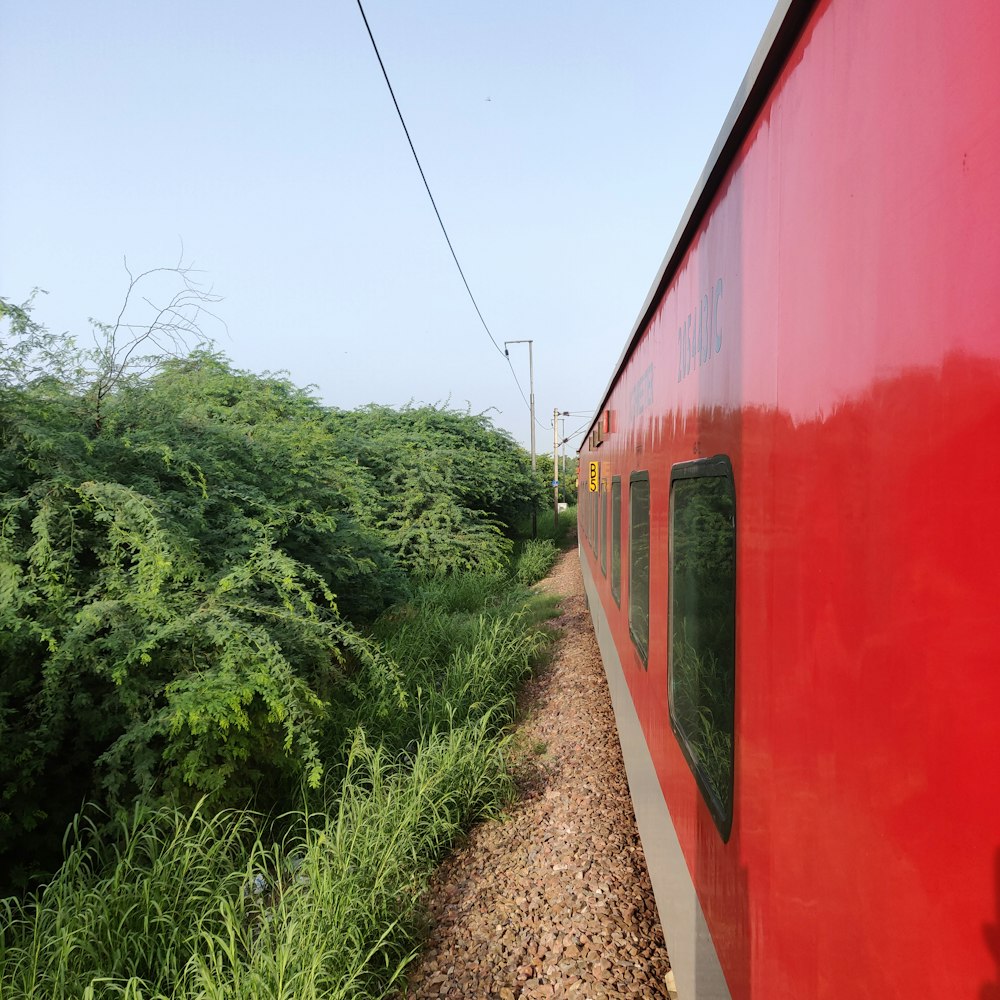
[{"xmin": 404, "ymin": 545, "xmax": 672, "ymax": 1000}]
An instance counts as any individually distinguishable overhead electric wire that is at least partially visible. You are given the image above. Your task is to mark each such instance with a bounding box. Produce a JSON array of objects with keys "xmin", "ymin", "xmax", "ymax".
[
  {"xmin": 552, "ymin": 411, "xmax": 591, "ymax": 428},
  {"xmin": 565, "ymin": 417, "xmax": 594, "ymax": 440},
  {"xmin": 356, "ymin": 0, "xmax": 550, "ymax": 436},
  {"xmin": 356, "ymin": 0, "xmax": 506, "ymax": 361}
]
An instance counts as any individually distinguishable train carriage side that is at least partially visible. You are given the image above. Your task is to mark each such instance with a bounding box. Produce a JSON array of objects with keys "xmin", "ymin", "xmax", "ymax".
[{"xmin": 579, "ymin": 0, "xmax": 1000, "ymax": 998}]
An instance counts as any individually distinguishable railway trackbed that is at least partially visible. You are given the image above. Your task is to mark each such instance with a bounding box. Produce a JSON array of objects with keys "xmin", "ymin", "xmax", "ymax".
[{"xmin": 403, "ymin": 544, "xmax": 674, "ymax": 1000}]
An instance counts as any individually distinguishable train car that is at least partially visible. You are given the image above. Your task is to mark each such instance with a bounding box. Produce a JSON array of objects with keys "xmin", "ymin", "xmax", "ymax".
[{"xmin": 577, "ymin": 0, "xmax": 1000, "ymax": 997}]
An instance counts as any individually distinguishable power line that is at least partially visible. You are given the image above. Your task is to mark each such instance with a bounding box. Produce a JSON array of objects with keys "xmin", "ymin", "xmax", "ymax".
[{"xmin": 355, "ymin": 0, "xmax": 506, "ymax": 361}]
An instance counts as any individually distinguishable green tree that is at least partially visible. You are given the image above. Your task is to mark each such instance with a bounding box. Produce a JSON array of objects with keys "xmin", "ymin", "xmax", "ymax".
[
  {"xmin": 326, "ymin": 403, "xmax": 543, "ymax": 576},
  {"xmin": 0, "ymin": 291, "xmax": 546, "ymax": 886}
]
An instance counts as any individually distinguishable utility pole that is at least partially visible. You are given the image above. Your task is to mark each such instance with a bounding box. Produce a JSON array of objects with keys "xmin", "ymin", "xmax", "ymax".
[
  {"xmin": 553, "ymin": 408, "xmax": 569, "ymax": 530},
  {"xmin": 505, "ymin": 339, "xmax": 536, "ymax": 536}
]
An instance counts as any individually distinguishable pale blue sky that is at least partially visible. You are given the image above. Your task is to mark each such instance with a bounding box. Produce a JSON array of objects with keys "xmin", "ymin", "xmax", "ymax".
[{"xmin": 1, "ymin": 1, "xmax": 776, "ymax": 451}]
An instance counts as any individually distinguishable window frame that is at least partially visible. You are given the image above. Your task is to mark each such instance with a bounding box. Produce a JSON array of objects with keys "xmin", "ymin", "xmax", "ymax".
[
  {"xmin": 591, "ymin": 481, "xmax": 597, "ymax": 553},
  {"xmin": 610, "ymin": 476, "xmax": 621, "ymax": 605},
  {"xmin": 628, "ymin": 470, "xmax": 650, "ymax": 666},
  {"xmin": 599, "ymin": 479, "xmax": 608, "ymax": 577},
  {"xmin": 667, "ymin": 454, "xmax": 737, "ymax": 842}
]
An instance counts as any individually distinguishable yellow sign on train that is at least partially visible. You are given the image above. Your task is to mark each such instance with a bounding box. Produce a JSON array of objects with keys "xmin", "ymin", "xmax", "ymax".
[{"xmin": 588, "ymin": 461, "xmax": 599, "ymax": 492}]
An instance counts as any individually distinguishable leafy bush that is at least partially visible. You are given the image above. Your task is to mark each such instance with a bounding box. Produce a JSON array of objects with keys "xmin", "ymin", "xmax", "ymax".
[
  {"xmin": 0, "ymin": 293, "xmax": 545, "ymax": 885},
  {"xmin": 0, "ymin": 281, "xmax": 561, "ymax": 995},
  {"xmin": 0, "ymin": 569, "xmax": 556, "ymax": 1000},
  {"xmin": 326, "ymin": 404, "xmax": 542, "ymax": 577}
]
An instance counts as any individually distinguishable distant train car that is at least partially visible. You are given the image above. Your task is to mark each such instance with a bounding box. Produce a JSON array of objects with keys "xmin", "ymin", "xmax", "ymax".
[{"xmin": 577, "ymin": 0, "xmax": 1000, "ymax": 997}]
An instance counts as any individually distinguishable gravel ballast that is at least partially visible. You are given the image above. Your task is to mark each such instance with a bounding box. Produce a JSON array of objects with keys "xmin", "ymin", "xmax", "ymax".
[{"xmin": 404, "ymin": 546, "xmax": 673, "ymax": 1000}]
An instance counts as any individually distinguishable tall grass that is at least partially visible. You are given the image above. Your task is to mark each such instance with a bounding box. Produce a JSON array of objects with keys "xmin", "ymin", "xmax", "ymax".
[
  {"xmin": 533, "ymin": 504, "xmax": 577, "ymax": 549},
  {"xmin": 339, "ymin": 572, "xmax": 552, "ymax": 753},
  {"xmin": 511, "ymin": 503, "xmax": 577, "ymax": 551},
  {"xmin": 513, "ymin": 538, "xmax": 558, "ymax": 585},
  {"xmin": 0, "ymin": 723, "xmax": 513, "ymax": 999},
  {"xmin": 0, "ymin": 571, "xmax": 557, "ymax": 999}
]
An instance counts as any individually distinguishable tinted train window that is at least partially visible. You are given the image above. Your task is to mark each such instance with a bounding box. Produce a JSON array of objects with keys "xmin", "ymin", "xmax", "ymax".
[
  {"xmin": 668, "ymin": 456, "xmax": 736, "ymax": 841},
  {"xmin": 600, "ymin": 481, "xmax": 608, "ymax": 576},
  {"xmin": 591, "ymin": 482, "xmax": 597, "ymax": 557},
  {"xmin": 611, "ymin": 477, "xmax": 621, "ymax": 605},
  {"xmin": 590, "ymin": 482, "xmax": 601, "ymax": 556},
  {"xmin": 628, "ymin": 472, "xmax": 650, "ymax": 664},
  {"xmin": 589, "ymin": 486, "xmax": 594, "ymax": 547}
]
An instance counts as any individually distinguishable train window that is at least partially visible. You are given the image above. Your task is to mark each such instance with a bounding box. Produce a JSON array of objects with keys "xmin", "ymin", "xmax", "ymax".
[
  {"xmin": 588, "ymin": 486, "xmax": 593, "ymax": 547},
  {"xmin": 590, "ymin": 482, "xmax": 601, "ymax": 556},
  {"xmin": 610, "ymin": 477, "xmax": 621, "ymax": 605},
  {"xmin": 668, "ymin": 455, "xmax": 736, "ymax": 841},
  {"xmin": 628, "ymin": 472, "xmax": 650, "ymax": 665},
  {"xmin": 590, "ymin": 486, "xmax": 597, "ymax": 553},
  {"xmin": 600, "ymin": 481, "xmax": 608, "ymax": 576}
]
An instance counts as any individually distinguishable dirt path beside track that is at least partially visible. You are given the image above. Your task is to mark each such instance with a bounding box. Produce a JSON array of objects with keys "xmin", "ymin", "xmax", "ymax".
[{"xmin": 403, "ymin": 545, "xmax": 673, "ymax": 1000}]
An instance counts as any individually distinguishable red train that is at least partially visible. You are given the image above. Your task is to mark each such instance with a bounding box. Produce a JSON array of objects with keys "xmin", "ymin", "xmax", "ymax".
[{"xmin": 577, "ymin": 0, "xmax": 1000, "ymax": 997}]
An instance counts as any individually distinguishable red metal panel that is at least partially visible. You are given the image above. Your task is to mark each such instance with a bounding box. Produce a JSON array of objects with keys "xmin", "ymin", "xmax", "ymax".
[{"xmin": 581, "ymin": 0, "xmax": 1000, "ymax": 996}]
